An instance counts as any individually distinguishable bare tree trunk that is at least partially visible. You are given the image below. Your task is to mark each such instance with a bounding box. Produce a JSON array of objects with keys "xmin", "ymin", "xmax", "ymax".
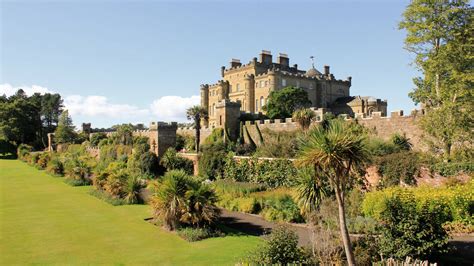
[{"xmin": 334, "ymin": 186, "xmax": 356, "ymax": 266}]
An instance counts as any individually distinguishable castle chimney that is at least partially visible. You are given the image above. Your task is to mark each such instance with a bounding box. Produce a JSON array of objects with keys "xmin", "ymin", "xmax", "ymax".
[
  {"xmin": 277, "ymin": 53, "xmax": 289, "ymax": 68},
  {"xmin": 293, "ymin": 64, "xmax": 298, "ymax": 70},
  {"xmin": 324, "ymin": 65, "xmax": 330, "ymax": 75},
  {"xmin": 259, "ymin": 50, "xmax": 272, "ymax": 65},
  {"xmin": 230, "ymin": 59, "xmax": 241, "ymax": 68},
  {"xmin": 221, "ymin": 66, "xmax": 225, "ymax": 77}
]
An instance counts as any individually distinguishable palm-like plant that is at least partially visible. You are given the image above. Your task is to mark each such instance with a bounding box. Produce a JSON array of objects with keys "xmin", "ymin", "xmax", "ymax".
[
  {"xmin": 186, "ymin": 105, "xmax": 208, "ymax": 152},
  {"xmin": 150, "ymin": 170, "xmax": 190, "ymax": 230},
  {"xmin": 124, "ymin": 175, "xmax": 143, "ymax": 204},
  {"xmin": 292, "ymin": 108, "xmax": 315, "ymax": 131},
  {"xmin": 294, "ymin": 167, "xmax": 327, "ymax": 216},
  {"xmin": 182, "ymin": 183, "xmax": 220, "ymax": 227},
  {"xmin": 297, "ymin": 119, "xmax": 370, "ymax": 266}
]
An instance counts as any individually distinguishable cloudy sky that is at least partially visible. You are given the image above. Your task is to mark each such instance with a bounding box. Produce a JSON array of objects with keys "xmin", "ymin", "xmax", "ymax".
[{"xmin": 1, "ymin": 0, "xmax": 417, "ymax": 128}]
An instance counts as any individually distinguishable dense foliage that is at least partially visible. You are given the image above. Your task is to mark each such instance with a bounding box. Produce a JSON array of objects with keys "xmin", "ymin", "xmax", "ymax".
[
  {"xmin": 377, "ymin": 191, "xmax": 449, "ymax": 259},
  {"xmin": 150, "ymin": 170, "xmax": 220, "ymax": 230},
  {"xmin": 0, "ymin": 90, "xmax": 63, "ymax": 150},
  {"xmin": 160, "ymin": 148, "xmax": 193, "ymax": 175},
  {"xmin": 262, "ymin": 86, "xmax": 311, "ymax": 119},
  {"xmin": 245, "ymin": 225, "xmax": 310, "ymax": 264}
]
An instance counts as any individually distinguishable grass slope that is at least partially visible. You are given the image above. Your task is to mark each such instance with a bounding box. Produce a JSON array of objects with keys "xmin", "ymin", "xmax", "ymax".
[{"xmin": 0, "ymin": 160, "xmax": 259, "ymax": 265}]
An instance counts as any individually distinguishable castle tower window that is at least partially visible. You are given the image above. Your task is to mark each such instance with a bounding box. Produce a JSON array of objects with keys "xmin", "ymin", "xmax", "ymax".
[
  {"xmin": 296, "ymin": 81, "xmax": 300, "ymax": 88},
  {"xmin": 282, "ymin": 79, "xmax": 287, "ymax": 87},
  {"xmin": 260, "ymin": 96, "xmax": 265, "ymax": 107},
  {"xmin": 236, "ymin": 84, "xmax": 240, "ymax": 92},
  {"xmin": 260, "ymin": 81, "xmax": 264, "ymax": 87},
  {"xmin": 256, "ymin": 99, "xmax": 259, "ymax": 112},
  {"xmin": 212, "ymin": 103, "xmax": 216, "ymax": 116}
]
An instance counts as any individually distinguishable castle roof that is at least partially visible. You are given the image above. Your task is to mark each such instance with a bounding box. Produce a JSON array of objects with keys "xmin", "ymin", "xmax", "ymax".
[{"xmin": 306, "ymin": 67, "xmax": 322, "ymax": 77}]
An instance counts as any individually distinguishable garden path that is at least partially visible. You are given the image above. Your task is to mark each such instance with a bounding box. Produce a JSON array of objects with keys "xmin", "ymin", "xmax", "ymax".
[{"xmin": 220, "ymin": 209, "xmax": 474, "ymax": 262}]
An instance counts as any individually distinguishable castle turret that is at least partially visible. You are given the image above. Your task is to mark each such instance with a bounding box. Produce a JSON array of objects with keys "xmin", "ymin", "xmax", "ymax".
[{"xmin": 244, "ymin": 74, "xmax": 255, "ymax": 112}]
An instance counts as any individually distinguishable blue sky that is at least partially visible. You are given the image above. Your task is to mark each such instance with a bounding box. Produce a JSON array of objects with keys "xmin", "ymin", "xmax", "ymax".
[{"xmin": 1, "ymin": 0, "xmax": 418, "ymax": 128}]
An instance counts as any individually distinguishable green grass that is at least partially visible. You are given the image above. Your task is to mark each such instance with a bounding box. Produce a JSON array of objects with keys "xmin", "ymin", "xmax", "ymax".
[{"xmin": 0, "ymin": 160, "xmax": 260, "ymax": 265}]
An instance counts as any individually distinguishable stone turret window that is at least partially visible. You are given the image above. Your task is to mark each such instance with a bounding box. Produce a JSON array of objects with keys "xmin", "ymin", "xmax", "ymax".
[
  {"xmin": 260, "ymin": 80, "xmax": 264, "ymax": 87},
  {"xmin": 260, "ymin": 96, "xmax": 265, "ymax": 107},
  {"xmin": 282, "ymin": 79, "xmax": 287, "ymax": 87}
]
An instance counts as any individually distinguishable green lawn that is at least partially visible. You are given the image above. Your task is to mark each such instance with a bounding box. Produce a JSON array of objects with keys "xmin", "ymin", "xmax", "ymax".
[{"xmin": 0, "ymin": 160, "xmax": 260, "ymax": 265}]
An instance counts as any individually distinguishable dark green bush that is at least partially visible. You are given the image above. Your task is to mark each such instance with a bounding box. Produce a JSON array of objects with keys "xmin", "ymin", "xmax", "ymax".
[
  {"xmin": 223, "ymin": 156, "xmax": 297, "ymax": 188},
  {"xmin": 430, "ymin": 162, "xmax": 474, "ymax": 177},
  {"xmin": 160, "ymin": 148, "xmax": 193, "ymax": 175},
  {"xmin": 0, "ymin": 139, "xmax": 16, "ymax": 157},
  {"xmin": 245, "ymin": 225, "xmax": 309, "ymax": 264},
  {"xmin": 90, "ymin": 132, "xmax": 107, "ymax": 147},
  {"xmin": 199, "ymin": 142, "xmax": 227, "ymax": 180},
  {"xmin": 376, "ymin": 152, "xmax": 420, "ymax": 187},
  {"xmin": 212, "ymin": 179, "xmax": 265, "ymax": 197},
  {"xmin": 46, "ymin": 156, "xmax": 64, "ymax": 176},
  {"xmin": 260, "ymin": 195, "xmax": 303, "ymax": 223},
  {"xmin": 378, "ymin": 191, "xmax": 449, "ymax": 260}
]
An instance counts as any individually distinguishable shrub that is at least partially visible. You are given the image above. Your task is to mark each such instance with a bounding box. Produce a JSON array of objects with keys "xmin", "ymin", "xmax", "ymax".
[
  {"xmin": 17, "ymin": 144, "xmax": 33, "ymax": 161},
  {"xmin": 254, "ymin": 129, "xmax": 299, "ymax": 158},
  {"xmin": 378, "ymin": 190, "xmax": 449, "ymax": 260},
  {"xmin": 64, "ymin": 178, "xmax": 90, "ymax": 186},
  {"xmin": 64, "ymin": 156, "xmax": 92, "ymax": 184},
  {"xmin": 199, "ymin": 142, "xmax": 227, "ymax": 180},
  {"xmin": 176, "ymin": 227, "xmax": 224, "ymax": 242},
  {"xmin": 353, "ymin": 235, "xmax": 380, "ymax": 265},
  {"xmin": 223, "ymin": 156, "xmax": 298, "ymax": 188},
  {"xmin": 160, "ymin": 148, "xmax": 194, "ymax": 175},
  {"xmin": 391, "ymin": 133, "xmax": 412, "ymax": 151},
  {"xmin": 46, "ymin": 156, "xmax": 64, "ymax": 176},
  {"xmin": 212, "ymin": 179, "xmax": 265, "ymax": 197},
  {"xmin": 375, "ymin": 151, "xmax": 420, "ymax": 187},
  {"xmin": 430, "ymin": 161, "xmax": 474, "ymax": 177},
  {"xmin": 366, "ymin": 138, "xmax": 399, "ymax": 156},
  {"xmin": 36, "ymin": 153, "xmax": 51, "ymax": 169},
  {"xmin": 150, "ymin": 170, "xmax": 220, "ymax": 230},
  {"xmin": 362, "ymin": 183, "xmax": 473, "ymax": 223},
  {"xmin": 245, "ymin": 225, "xmax": 309, "ymax": 264},
  {"xmin": 29, "ymin": 152, "xmax": 41, "ymax": 165},
  {"xmin": 90, "ymin": 132, "xmax": 107, "ymax": 147},
  {"xmin": 260, "ymin": 195, "xmax": 303, "ymax": 223}
]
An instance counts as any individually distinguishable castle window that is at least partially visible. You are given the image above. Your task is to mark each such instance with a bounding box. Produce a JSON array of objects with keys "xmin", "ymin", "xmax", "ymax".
[
  {"xmin": 256, "ymin": 99, "xmax": 259, "ymax": 112},
  {"xmin": 260, "ymin": 80, "xmax": 264, "ymax": 87},
  {"xmin": 282, "ymin": 79, "xmax": 287, "ymax": 87},
  {"xmin": 296, "ymin": 81, "xmax": 300, "ymax": 87},
  {"xmin": 212, "ymin": 103, "xmax": 216, "ymax": 116},
  {"xmin": 260, "ymin": 96, "xmax": 265, "ymax": 107},
  {"xmin": 236, "ymin": 84, "xmax": 240, "ymax": 92}
]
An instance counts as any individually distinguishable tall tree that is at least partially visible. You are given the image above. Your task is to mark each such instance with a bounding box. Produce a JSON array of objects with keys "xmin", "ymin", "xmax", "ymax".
[
  {"xmin": 399, "ymin": 0, "xmax": 473, "ymax": 157},
  {"xmin": 297, "ymin": 119, "xmax": 370, "ymax": 266},
  {"xmin": 54, "ymin": 110, "xmax": 77, "ymax": 144},
  {"xmin": 263, "ymin": 86, "xmax": 311, "ymax": 119},
  {"xmin": 186, "ymin": 105, "xmax": 208, "ymax": 152}
]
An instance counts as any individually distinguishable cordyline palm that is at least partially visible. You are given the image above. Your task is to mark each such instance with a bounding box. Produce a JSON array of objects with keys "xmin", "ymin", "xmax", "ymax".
[
  {"xmin": 292, "ymin": 108, "xmax": 315, "ymax": 131},
  {"xmin": 181, "ymin": 183, "xmax": 220, "ymax": 227},
  {"xmin": 297, "ymin": 119, "xmax": 369, "ymax": 266},
  {"xmin": 150, "ymin": 170, "xmax": 189, "ymax": 230},
  {"xmin": 186, "ymin": 105, "xmax": 208, "ymax": 152}
]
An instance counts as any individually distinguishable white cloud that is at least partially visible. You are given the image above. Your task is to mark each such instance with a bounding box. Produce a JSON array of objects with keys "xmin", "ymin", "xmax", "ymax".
[
  {"xmin": 150, "ymin": 95, "xmax": 200, "ymax": 122},
  {"xmin": 2, "ymin": 83, "xmax": 201, "ymax": 125},
  {"xmin": 0, "ymin": 83, "xmax": 54, "ymax": 96},
  {"xmin": 64, "ymin": 95, "xmax": 149, "ymax": 118}
]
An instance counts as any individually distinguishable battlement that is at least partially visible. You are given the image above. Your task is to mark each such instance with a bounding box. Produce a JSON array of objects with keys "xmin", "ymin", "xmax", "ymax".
[{"xmin": 149, "ymin": 121, "xmax": 178, "ymax": 130}]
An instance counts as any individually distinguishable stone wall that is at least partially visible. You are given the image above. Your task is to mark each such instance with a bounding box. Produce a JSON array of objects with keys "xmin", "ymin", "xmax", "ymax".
[{"xmin": 177, "ymin": 109, "xmax": 426, "ymax": 150}]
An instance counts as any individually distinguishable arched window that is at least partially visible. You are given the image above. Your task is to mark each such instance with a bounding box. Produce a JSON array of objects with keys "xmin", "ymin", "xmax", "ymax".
[
  {"xmin": 212, "ymin": 103, "xmax": 216, "ymax": 116},
  {"xmin": 260, "ymin": 96, "xmax": 265, "ymax": 107}
]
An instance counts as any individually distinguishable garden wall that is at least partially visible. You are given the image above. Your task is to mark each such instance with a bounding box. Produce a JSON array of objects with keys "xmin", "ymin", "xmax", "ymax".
[{"xmin": 177, "ymin": 110, "xmax": 427, "ymax": 151}]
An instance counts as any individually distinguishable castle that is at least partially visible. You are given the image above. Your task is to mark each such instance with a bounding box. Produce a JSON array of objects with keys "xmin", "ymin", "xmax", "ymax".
[{"xmin": 200, "ymin": 50, "xmax": 387, "ymax": 127}]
